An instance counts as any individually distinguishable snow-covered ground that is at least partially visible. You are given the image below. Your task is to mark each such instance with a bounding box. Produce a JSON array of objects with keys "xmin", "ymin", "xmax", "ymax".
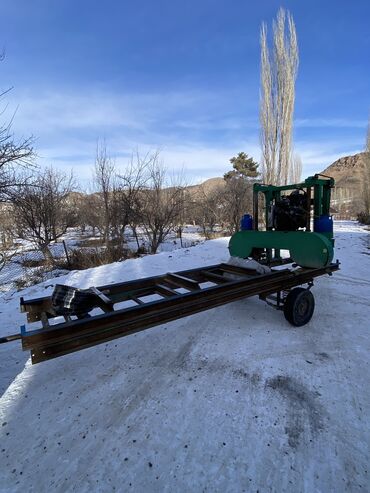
[
  {"xmin": 0, "ymin": 226, "xmax": 205, "ymax": 292},
  {"xmin": 0, "ymin": 221, "xmax": 369, "ymax": 492}
]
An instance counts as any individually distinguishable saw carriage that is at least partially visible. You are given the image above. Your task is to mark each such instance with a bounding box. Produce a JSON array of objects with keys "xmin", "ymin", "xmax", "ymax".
[{"xmin": 1, "ymin": 175, "xmax": 339, "ymax": 364}]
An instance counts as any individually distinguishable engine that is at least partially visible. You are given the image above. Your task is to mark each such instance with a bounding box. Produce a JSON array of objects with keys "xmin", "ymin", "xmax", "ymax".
[{"xmin": 273, "ymin": 189, "xmax": 308, "ymax": 231}]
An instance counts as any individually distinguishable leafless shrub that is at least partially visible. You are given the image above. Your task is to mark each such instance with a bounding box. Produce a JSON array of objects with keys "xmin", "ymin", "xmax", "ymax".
[
  {"xmin": 19, "ymin": 258, "xmax": 46, "ymax": 268},
  {"xmin": 62, "ymin": 244, "xmax": 136, "ymax": 270},
  {"xmin": 357, "ymin": 211, "xmax": 370, "ymax": 225},
  {"xmin": 13, "ymin": 265, "xmax": 56, "ymax": 290}
]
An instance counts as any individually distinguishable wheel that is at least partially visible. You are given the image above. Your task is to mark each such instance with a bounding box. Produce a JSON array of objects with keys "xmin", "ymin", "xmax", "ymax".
[{"xmin": 283, "ymin": 287, "xmax": 315, "ymax": 327}]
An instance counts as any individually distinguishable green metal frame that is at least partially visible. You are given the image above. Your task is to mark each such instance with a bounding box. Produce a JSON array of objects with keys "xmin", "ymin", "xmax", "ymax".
[
  {"xmin": 229, "ymin": 174, "xmax": 335, "ymax": 268},
  {"xmin": 253, "ymin": 174, "xmax": 334, "ymax": 233}
]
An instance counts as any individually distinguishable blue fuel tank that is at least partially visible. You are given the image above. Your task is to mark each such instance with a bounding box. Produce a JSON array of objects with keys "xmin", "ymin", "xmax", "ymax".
[
  {"xmin": 314, "ymin": 215, "xmax": 333, "ymax": 234},
  {"xmin": 240, "ymin": 214, "xmax": 253, "ymax": 231}
]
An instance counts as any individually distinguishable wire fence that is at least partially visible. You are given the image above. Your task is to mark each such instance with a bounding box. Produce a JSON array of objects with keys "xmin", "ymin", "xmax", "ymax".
[
  {"xmin": 0, "ymin": 231, "xmax": 205, "ymax": 293},
  {"xmin": 0, "ymin": 242, "xmax": 71, "ymax": 292}
]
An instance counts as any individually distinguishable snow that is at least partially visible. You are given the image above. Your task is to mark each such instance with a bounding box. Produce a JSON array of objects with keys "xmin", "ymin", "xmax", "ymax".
[
  {"xmin": 0, "ymin": 221, "xmax": 369, "ymax": 492},
  {"xmin": 0, "ymin": 225, "xmax": 205, "ymax": 292}
]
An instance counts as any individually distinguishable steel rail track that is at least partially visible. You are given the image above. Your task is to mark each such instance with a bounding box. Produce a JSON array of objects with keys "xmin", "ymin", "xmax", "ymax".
[{"xmin": 19, "ymin": 261, "xmax": 339, "ymax": 364}]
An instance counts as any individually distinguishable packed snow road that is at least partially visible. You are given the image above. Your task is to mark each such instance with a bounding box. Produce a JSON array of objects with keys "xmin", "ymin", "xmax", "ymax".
[{"xmin": 0, "ymin": 221, "xmax": 369, "ymax": 492}]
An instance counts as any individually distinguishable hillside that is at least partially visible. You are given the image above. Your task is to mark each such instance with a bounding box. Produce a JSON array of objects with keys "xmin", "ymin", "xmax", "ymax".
[
  {"xmin": 321, "ymin": 152, "xmax": 367, "ymax": 214},
  {"xmin": 189, "ymin": 152, "xmax": 367, "ymax": 214},
  {"xmin": 64, "ymin": 153, "xmax": 367, "ymax": 216},
  {"xmin": 186, "ymin": 176, "xmax": 225, "ymax": 195},
  {"xmin": 187, "ymin": 152, "xmax": 366, "ymax": 192},
  {"xmin": 321, "ymin": 152, "xmax": 367, "ymax": 190}
]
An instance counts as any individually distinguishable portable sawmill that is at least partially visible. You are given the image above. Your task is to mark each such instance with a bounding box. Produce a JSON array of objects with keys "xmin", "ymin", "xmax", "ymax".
[{"xmin": 1, "ymin": 174, "xmax": 339, "ymax": 364}]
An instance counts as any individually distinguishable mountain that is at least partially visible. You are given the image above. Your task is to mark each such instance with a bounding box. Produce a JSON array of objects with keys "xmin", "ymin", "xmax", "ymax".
[
  {"xmin": 191, "ymin": 152, "xmax": 366, "ymax": 192},
  {"xmin": 187, "ymin": 177, "xmax": 225, "ymax": 195},
  {"xmin": 321, "ymin": 152, "xmax": 367, "ymax": 191},
  {"xmin": 190, "ymin": 153, "xmax": 367, "ymax": 211},
  {"xmin": 320, "ymin": 152, "xmax": 367, "ymax": 214},
  {"xmin": 68, "ymin": 153, "xmax": 367, "ymax": 215}
]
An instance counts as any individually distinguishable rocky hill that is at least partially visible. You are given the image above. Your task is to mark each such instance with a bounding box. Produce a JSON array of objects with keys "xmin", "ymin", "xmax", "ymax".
[
  {"xmin": 187, "ymin": 177, "xmax": 225, "ymax": 196},
  {"xmin": 189, "ymin": 152, "xmax": 368, "ymax": 214},
  {"xmin": 320, "ymin": 152, "xmax": 368, "ymax": 214},
  {"xmin": 71, "ymin": 153, "xmax": 368, "ymax": 214},
  {"xmin": 321, "ymin": 152, "xmax": 367, "ymax": 191},
  {"xmin": 192, "ymin": 152, "xmax": 367, "ymax": 191}
]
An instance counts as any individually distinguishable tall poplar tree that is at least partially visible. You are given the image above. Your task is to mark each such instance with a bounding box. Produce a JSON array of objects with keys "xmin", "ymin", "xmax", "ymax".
[{"xmin": 260, "ymin": 8, "xmax": 299, "ymax": 185}]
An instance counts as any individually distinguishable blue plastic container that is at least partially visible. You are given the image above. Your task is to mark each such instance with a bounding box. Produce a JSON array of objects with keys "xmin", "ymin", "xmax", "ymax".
[
  {"xmin": 314, "ymin": 215, "xmax": 333, "ymax": 234},
  {"xmin": 240, "ymin": 214, "xmax": 253, "ymax": 231}
]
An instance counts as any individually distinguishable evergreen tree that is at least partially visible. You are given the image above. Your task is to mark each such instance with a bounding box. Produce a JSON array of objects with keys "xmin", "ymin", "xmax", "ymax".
[{"xmin": 224, "ymin": 152, "xmax": 259, "ymax": 181}]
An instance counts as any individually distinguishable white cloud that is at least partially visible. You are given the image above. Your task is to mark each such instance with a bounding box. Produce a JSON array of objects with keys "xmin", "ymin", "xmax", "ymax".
[
  {"xmin": 294, "ymin": 140, "xmax": 363, "ymax": 176},
  {"xmin": 4, "ymin": 87, "xmax": 259, "ymax": 184},
  {"xmin": 157, "ymin": 142, "xmax": 261, "ymax": 182},
  {"xmin": 2, "ymin": 87, "xmax": 365, "ymax": 187},
  {"xmin": 295, "ymin": 118, "xmax": 367, "ymax": 129},
  {"xmin": 8, "ymin": 87, "xmax": 242, "ymax": 137}
]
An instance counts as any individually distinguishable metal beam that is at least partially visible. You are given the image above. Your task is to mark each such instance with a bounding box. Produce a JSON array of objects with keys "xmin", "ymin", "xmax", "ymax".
[{"xmin": 20, "ymin": 263, "xmax": 339, "ymax": 364}]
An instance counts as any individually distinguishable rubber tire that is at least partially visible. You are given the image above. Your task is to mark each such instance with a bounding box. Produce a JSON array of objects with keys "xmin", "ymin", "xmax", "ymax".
[{"xmin": 283, "ymin": 287, "xmax": 315, "ymax": 327}]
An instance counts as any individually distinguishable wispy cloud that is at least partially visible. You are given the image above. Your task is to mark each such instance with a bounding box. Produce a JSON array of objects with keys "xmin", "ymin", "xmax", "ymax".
[
  {"xmin": 174, "ymin": 116, "xmax": 258, "ymax": 131},
  {"xmin": 295, "ymin": 118, "xmax": 368, "ymax": 129},
  {"xmin": 295, "ymin": 140, "xmax": 363, "ymax": 176},
  {"xmin": 6, "ymin": 87, "xmax": 258, "ymax": 183},
  {"xmin": 3, "ymin": 87, "xmax": 365, "ymax": 186},
  {"xmin": 9, "ymin": 87, "xmax": 249, "ymax": 136}
]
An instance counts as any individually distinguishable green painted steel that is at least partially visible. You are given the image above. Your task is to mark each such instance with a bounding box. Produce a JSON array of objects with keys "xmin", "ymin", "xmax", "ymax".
[
  {"xmin": 253, "ymin": 175, "xmax": 334, "ymax": 223},
  {"xmin": 228, "ymin": 230, "xmax": 334, "ymax": 268}
]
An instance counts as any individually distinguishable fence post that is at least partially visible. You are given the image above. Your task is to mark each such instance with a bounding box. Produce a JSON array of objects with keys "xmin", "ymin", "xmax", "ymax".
[{"xmin": 62, "ymin": 240, "xmax": 71, "ymax": 267}]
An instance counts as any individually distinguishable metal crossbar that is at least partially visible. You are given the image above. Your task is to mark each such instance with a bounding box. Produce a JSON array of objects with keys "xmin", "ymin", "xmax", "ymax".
[{"xmin": 19, "ymin": 261, "xmax": 339, "ymax": 364}]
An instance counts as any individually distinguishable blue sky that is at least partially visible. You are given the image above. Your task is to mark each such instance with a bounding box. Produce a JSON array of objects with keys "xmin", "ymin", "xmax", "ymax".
[{"xmin": 1, "ymin": 0, "xmax": 370, "ymax": 186}]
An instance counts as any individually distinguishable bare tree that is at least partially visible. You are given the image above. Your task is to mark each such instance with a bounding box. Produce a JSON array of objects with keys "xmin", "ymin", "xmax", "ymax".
[
  {"xmin": 116, "ymin": 150, "xmax": 150, "ymax": 245},
  {"xmin": 173, "ymin": 187, "xmax": 191, "ymax": 247},
  {"xmin": 0, "ymin": 124, "xmax": 34, "ymax": 200},
  {"xmin": 11, "ymin": 167, "xmax": 75, "ymax": 260},
  {"xmin": 93, "ymin": 143, "xmax": 147, "ymax": 246},
  {"xmin": 137, "ymin": 154, "xmax": 185, "ymax": 253},
  {"xmin": 0, "ymin": 202, "xmax": 15, "ymax": 247},
  {"xmin": 289, "ymin": 153, "xmax": 303, "ymax": 183},
  {"xmin": 0, "ymin": 55, "xmax": 35, "ymax": 200},
  {"xmin": 260, "ymin": 8, "xmax": 299, "ymax": 185},
  {"xmin": 220, "ymin": 152, "xmax": 259, "ymax": 233},
  {"xmin": 192, "ymin": 185, "xmax": 224, "ymax": 239},
  {"xmin": 222, "ymin": 177, "xmax": 253, "ymax": 234},
  {"xmin": 94, "ymin": 141, "xmax": 115, "ymax": 245},
  {"xmin": 71, "ymin": 192, "xmax": 106, "ymax": 237},
  {"xmin": 66, "ymin": 192, "xmax": 89, "ymax": 233}
]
